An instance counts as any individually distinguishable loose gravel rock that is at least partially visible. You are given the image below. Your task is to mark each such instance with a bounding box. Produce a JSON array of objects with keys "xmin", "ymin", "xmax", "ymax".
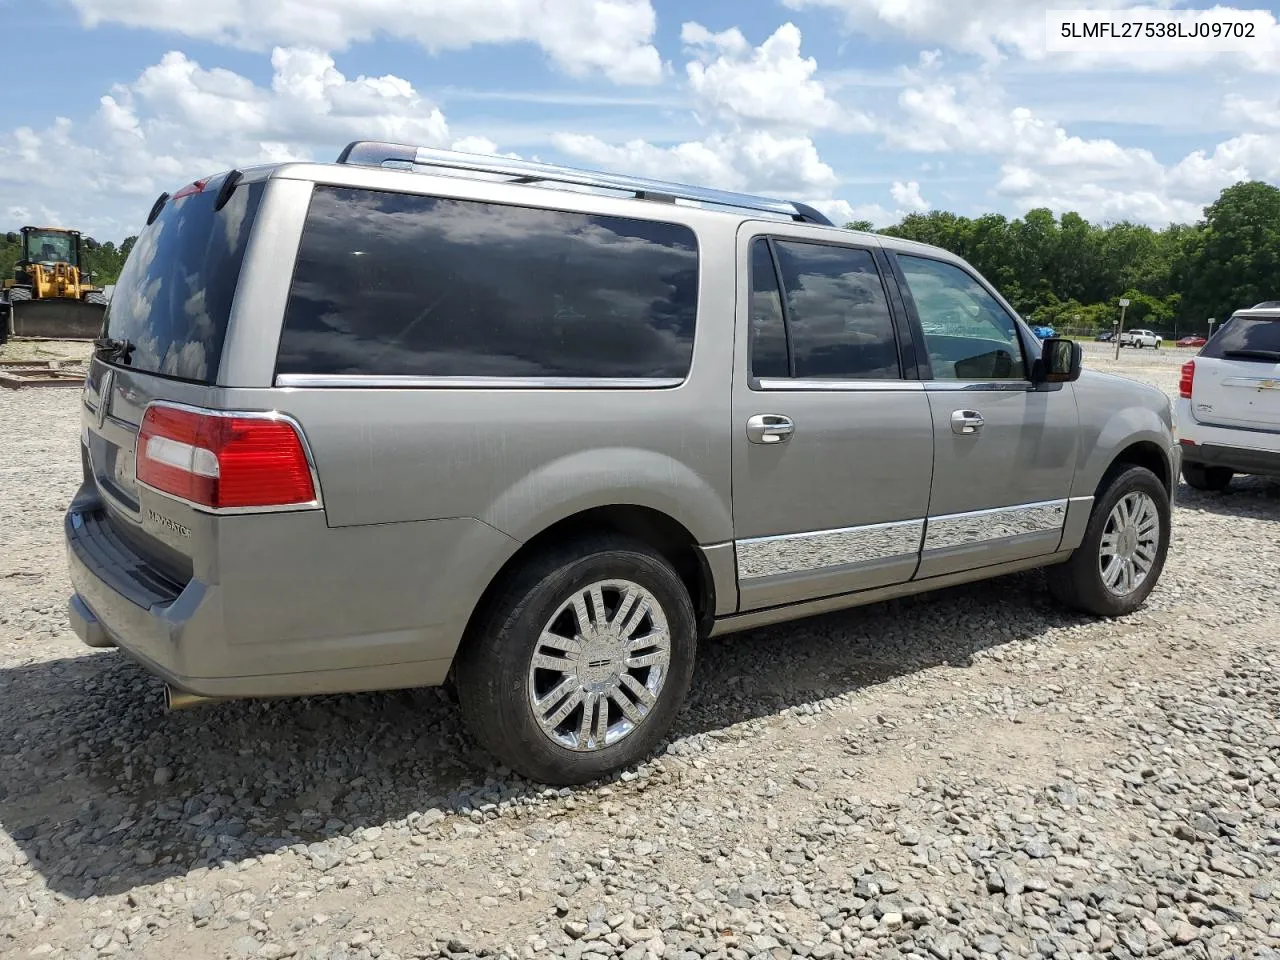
[{"xmin": 1, "ymin": 343, "xmax": 1277, "ymax": 960}]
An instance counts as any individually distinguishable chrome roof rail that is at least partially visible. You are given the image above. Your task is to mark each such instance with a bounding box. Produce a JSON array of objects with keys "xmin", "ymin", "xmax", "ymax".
[{"xmin": 335, "ymin": 141, "xmax": 834, "ymax": 226}]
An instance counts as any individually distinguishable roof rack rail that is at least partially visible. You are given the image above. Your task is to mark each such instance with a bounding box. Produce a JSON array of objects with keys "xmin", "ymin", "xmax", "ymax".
[{"xmin": 335, "ymin": 140, "xmax": 834, "ymax": 226}]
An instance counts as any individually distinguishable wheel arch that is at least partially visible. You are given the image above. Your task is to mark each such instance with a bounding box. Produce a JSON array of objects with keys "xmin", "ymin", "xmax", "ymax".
[
  {"xmin": 1101, "ymin": 439, "xmax": 1174, "ymax": 499},
  {"xmin": 451, "ymin": 503, "xmax": 725, "ymax": 686}
]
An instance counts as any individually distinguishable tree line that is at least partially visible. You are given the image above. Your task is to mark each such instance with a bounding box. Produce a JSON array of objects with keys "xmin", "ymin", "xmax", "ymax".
[
  {"xmin": 849, "ymin": 180, "xmax": 1280, "ymax": 335},
  {"xmin": 0, "ymin": 232, "xmax": 136, "ymax": 289}
]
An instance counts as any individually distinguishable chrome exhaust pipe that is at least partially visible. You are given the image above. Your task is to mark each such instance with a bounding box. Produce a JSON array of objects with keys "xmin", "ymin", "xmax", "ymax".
[{"xmin": 164, "ymin": 684, "xmax": 220, "ymax": 710}]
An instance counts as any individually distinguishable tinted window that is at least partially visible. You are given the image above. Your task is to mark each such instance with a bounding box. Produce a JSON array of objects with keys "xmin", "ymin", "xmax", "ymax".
[
  {"xmin": 103, "ymin": 179, "xmax": 263, "ymax": 383},
  {"xmin": 277, "ymin": 187, "xmax": 699, "ymax": 379},
  {"xmin": 898, "ymin": 255, "xmax": 1025, "ymax": 380},
  {"xmin": 1201, "ymin": 315, "xmax": 1280, "ymax": 361},
  {"xmin": 771, "ymin": 241, "xmax": 899, "ymax": 380},
  {"xmin": 749, "ymin": 239, "xmax": 789, "ymax": 379}
]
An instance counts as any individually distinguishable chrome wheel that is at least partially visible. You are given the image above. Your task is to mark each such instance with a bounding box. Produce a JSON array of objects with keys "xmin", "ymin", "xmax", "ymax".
[
  {"xmin": 1098, "ymin": 491, "xmax": 1160, "ymax": 596},
  {"xmin": 526, "ymin": 579, "xmax": 671, "ymax": 752}
]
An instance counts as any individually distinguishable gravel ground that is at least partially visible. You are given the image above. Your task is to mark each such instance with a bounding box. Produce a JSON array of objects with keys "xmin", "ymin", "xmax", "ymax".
[{"xmin": 1, "ymin": 342, "xmax": 1277, "ymax": 960}]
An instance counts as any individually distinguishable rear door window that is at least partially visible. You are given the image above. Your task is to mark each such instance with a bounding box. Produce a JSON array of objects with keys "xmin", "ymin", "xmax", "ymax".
[
  {"xmin": 102, "ymin": 178, "xmax": 263, "ymax": 384},
  {"xmin": 769, "ymin": 240, "xmax": 900, "ymax": 380},
  {"xmin": 276, "ymin": 186, "xmax": 700, "ymax": 380}
]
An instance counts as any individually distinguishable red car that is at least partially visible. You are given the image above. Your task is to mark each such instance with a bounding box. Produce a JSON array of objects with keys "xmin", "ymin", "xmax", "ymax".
[{"xmin": 1177, "ymin": 335, "xmax": 1207, "ymax": 347}]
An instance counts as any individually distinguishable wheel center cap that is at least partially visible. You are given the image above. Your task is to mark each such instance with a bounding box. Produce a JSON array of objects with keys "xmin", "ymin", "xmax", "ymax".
[
  {"xmin": 578, "ymin": 636, "xmax": 623, "ymax": 690},
  {"xmin": 1119, "ymin": 526, "xmax": 1138, "ymax": 556}
]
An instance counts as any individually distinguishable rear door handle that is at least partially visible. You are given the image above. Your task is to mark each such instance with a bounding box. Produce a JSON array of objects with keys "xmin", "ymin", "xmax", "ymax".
[
  {"xmin": 951, "ymin": 410, "xmax": 984, "ymax": 435},
  {"xmin": 746, "ymin": 414, "xmax": 794, "ymax": 444}
]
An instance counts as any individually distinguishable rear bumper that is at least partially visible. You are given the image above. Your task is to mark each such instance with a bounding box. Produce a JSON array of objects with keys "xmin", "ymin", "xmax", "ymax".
[
  {"xmin": 1180, "ymin": 442, "xmax": 1280, "ymax": 478},
  {"xmin": 65, "ymin": 482, "xmax": 516, "ymax": 699},
  {"xmin": 1175, "ymin": 398, "xmax": 1280, "ymax": 477}
]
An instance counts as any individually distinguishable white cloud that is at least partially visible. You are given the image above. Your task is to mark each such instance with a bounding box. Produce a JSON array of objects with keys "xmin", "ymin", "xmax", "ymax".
[
  {"xmin": 784, "ymin": 0, "xmax": 1280, "ymax": 72},
  {"xmin": 547, "ymin": 20, "xmax": 862, "ymax": 220},
  {"xmin": 66, "ymin": 0, "xmax": 663, "ymax": 85},
  {"xmin": 885, "ymin": 66, "xmax": 1280, "ymax": 223},
  {"xmin": 1224, "ymin": 93, "xmax": 1280, "ymax": 128},
  {"xmin": 0, "ymin": 48, "xmax": 463, "ymax": 237},
  {"xmin": 681, "ymin": 21, "xmax": 861, "ymax": 131},
  {"xmin": 890, "ymin": 179, "xmax": 930, "ymax": 212},
  {"xmin": 551, "ymin": 130, "xmax": 838, "ymax": 197}
]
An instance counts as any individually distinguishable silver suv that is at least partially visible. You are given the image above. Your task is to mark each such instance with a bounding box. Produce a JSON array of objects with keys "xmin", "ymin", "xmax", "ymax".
[{"xmin": 65, "ymin": 143, "xmax": 1179, "ymax": 784}]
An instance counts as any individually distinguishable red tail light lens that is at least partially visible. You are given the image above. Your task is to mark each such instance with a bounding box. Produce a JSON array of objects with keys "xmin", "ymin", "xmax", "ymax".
[
  {"xmin": 1178, "ymin": 360, "xmax": 1195, "ymax": 399},
  {"xmin": 136, "ymin": 405, "xmax": 317, "ymax": 511}
]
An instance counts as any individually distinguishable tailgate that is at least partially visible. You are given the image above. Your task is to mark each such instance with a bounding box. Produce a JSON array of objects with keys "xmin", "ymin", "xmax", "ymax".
[
  {"xmin": 75, "ymin": 170, "xmax": 265, "ymax": 587},
  {"xmin": 1192, "ymin": 314, "xmax": 1280, "ymax": 432}
]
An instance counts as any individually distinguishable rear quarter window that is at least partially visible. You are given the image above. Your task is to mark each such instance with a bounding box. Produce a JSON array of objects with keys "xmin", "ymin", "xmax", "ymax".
[{"xmin": 276, "ymin": 186, "xmax": 700, "ymax": 380}]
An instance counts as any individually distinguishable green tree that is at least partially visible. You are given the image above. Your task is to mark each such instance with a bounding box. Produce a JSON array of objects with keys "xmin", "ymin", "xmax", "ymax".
[{"xmin": 1174, "ymin": 180, "xmax": 1280, "ymax": 323}]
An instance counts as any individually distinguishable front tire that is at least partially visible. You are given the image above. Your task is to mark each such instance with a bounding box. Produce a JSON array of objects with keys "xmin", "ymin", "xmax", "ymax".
[
  {"xmin": 454, "ymin": 536, "xmax": 697, "ymax": 785},
  {"xmin": 1182, "ymin": 462, "xmax": 1233, "ymax": 492},
  {"xmin": 1048, "ymin": 465, "xmax": 1170, "ymax": 617}
]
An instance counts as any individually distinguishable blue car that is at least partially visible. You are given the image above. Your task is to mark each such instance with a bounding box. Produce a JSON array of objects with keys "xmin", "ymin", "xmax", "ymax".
[{"xmin": 1031, "ymin": 324, "xmax": 1056, "ymax": 339}]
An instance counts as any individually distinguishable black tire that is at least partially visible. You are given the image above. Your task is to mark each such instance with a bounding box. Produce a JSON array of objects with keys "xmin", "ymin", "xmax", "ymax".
[
  {"xmin": 7, "ymin": 286, "xmax": 31, "ymax": 302},
  {"xmin": 1181, "ymin": 462, "xmax": 1233, "ymax": 492},
  {"xmin": 1048, "ymin": 465, "xmax": 1171, "ymax": 618},
  {"xmin": 454, "ymin": 536, "xmax": 697, "ymax": 785},
  {"xmin": 84, "ymin": 291, "xmax": 108, "ymax": 306}
]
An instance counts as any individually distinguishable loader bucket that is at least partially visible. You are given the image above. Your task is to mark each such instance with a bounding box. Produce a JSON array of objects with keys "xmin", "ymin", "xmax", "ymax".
[{"xmin": 8, "ymin": 298, "xmax": 105, "ymax": 340}]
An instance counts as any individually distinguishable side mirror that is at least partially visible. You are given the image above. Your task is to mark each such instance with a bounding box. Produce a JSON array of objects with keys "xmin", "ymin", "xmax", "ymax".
[{"xmin": 1036, "ymin": 337, "xmax": 1082, "ymax": 384}]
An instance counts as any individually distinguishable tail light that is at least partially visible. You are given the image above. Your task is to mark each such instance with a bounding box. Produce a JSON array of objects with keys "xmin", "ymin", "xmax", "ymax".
[
  {"xmin": 136, "ymin": 404, "xmax": 317, "ymax": 511},
  {"xmin": 1178, "ymin": 360, "xmax": 1195, "ymax": 399}
]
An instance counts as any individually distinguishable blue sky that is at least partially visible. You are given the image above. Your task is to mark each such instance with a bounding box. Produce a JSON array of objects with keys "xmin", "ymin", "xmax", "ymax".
[{"xmin": 2, "ymin": 0, "xmax": 1279, "ymax": 240}]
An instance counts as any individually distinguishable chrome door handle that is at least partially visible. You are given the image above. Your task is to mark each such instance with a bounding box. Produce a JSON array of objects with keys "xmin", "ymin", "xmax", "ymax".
[
  {"xmin": 951, "ymin": 410, "xmax": 984, "ymax": 435},
  {"xmin": 746, "ymin": 414, "xmax": 794, "ymax": 444}
]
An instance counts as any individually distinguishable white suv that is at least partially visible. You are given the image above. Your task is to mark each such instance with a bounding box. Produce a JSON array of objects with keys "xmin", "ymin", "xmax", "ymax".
[{"xmin": 1176, "ymin": 306, "xmax": 1280, "ymax": 491}]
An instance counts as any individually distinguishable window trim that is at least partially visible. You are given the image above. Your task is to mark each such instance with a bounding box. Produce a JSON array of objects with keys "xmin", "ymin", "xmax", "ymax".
[
  {"xmin": 747, "ymin": 233, "xmax": 909, "ymax": 391},
  {"xmin": 887, "ymin": 249, "xmax": 1034, "ymax": 384},
  {"xmin": 273, "ymin": 183, "xmax": 701, "ymax": 387}
]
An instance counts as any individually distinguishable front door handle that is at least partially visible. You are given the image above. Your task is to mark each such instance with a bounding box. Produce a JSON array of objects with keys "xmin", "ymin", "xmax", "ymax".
[
  {"xmin": 746, "ymin": 414, "xmax": 795, "ymax": 444},
  {"xmin": 951, "ymin": 410, "xmax": 984, "ymax": 436}
]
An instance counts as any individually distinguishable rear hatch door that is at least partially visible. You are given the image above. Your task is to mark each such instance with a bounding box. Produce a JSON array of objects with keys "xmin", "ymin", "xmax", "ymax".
[
  {"xmin": 1191, "ymin": 312, "xmax": 1280, "ymax": 432},
  {"xmin": 80, "ymin": 172, "xmax": 265, "ymax": 582}
]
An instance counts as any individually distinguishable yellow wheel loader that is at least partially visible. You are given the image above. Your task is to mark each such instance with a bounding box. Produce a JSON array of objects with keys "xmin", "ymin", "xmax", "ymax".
[{"xmin": 1, "ymin": 226, "xmax": 108, "ymax": 340}]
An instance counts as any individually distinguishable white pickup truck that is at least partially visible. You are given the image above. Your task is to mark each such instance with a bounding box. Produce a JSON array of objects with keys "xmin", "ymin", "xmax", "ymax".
[
  {"xmin": 1120, "ymin": 329, "xmax": 1162, "ymax": 349},
  {"xmin": 1175, "ymin": 306, "xmax": 1280, "ymax": 491}
]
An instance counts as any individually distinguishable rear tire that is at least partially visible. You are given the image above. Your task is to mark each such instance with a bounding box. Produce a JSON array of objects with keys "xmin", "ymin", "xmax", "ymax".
[
  {"xmin": 1048, "ymin": 465, "xmax": 1170, "ymax": 618},
  {"xmin": 454, "ymin": 535, "xmax": 697, "ymax": 785},
  {"xmin": 1181, "ymin": 462, "xmax": 1233, "ymax": 492},
  {"xmin": 84, "ymin": 291, "xmax": 108, "ymax": 306},
  {"xmin": 7, "ymin": 286, "xmax": 31, "ymax": 302}
]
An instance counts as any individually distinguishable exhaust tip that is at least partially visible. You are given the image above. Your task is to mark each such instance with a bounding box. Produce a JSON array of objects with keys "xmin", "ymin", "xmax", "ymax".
[{"xmin": 164, "ymin": 684, "xmax": 216, "ymax": 711}]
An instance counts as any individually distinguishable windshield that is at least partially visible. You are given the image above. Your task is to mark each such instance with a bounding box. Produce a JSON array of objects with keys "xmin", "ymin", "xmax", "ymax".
[
  {"xmin": 26, "ymin": 231, "xmax": 76, "ymax": 265},
  {"xmin": 101, "ymin": 178, "xmax": 263, "ymax": 384}
]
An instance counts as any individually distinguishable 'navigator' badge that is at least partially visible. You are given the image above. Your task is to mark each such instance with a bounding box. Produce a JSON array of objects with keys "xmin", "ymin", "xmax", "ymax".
[{"xmin": 147, "ymin": 509, "xmax": 191, "ymax": 539}]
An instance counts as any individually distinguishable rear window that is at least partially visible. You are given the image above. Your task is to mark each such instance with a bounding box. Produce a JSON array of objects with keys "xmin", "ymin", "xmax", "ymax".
[
  {"xmin": 102, "ymin": 178, "xmax": 263, "ymax": 383},
  {"xmin": 1202, "ymin": 314, "xmax": 1280, "ymax": 360},
  {"xmin": 276, "ymin": 186, "xmax": 699, "ymax": 380}
]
